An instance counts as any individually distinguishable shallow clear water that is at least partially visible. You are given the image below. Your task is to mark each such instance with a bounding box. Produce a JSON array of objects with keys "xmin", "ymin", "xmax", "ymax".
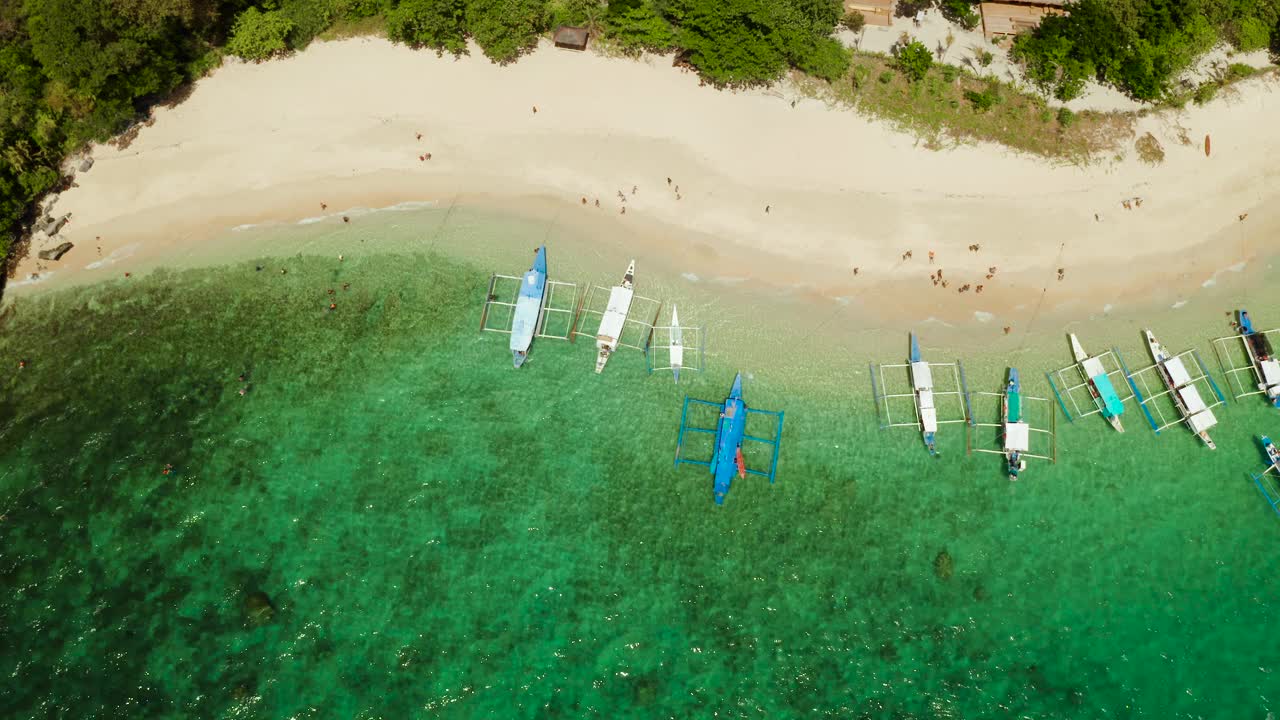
[{"xmin": 2, "ymin": 210, "xmax": 1280, "ymax": 718}]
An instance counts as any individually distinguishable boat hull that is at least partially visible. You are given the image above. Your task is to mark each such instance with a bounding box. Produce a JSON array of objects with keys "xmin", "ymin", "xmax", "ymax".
[
  {"xmin": 1145, "ymin": 329, "xmax": 1216, "ymax": 449},
  {"xmin": 711, "ymin": 374, "xmax": 748, "ymax": 504},
  {"xmin": 510, "ymin": 247, "xmax": 549, "ymax": 368},
  {"xmin": 594, "ymin": 261, "xmax": 636, "ymax": 374}
]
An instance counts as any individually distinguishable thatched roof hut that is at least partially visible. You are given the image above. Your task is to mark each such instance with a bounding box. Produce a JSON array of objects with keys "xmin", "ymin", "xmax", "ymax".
[
  {"xmin": 554, "ymin": 26, "xmax": 589, "ymax": 51},
  {"xmin": 979, "ymin": 1, "xmax": 1067, "ymax": 40}
]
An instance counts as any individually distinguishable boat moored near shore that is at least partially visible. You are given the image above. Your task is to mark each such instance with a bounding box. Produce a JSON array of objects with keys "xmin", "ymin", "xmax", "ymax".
[
  {"xmin": 871, "ymin": 333, "xmax": 971, "ymax": 455},
  {"xmin": 479, "ymin": 246, "xmax": 579, "ymax": 367},
  {"xmin": 1047, "ymin": 333, "xmax": 1129, "ymax": 432},
  {"xmin": 1213, "ymin": 310, "xmax": 1280, "ymax": 407},
  {"xmin": 674, "ymin": 373, "xmax": 785, "ymax": 505},
  {"xmin": 971, "ymin": 367, "xmax": 1056, "ymax": 480},
  {"xmin": 1123, "ymin": 329, "xmax": 1225, "ymax": 449}
]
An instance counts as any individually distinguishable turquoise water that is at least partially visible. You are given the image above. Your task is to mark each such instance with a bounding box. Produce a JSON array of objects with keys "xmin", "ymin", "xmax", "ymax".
[{"xmin": 3, "ymin": 212, "xmax": 1280, "ymax": 718}]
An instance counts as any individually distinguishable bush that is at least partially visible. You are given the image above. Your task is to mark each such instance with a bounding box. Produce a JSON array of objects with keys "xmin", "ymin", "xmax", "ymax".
[
  {"xmin": 840, "ymin": 11, "xmax": 866, "ymax": 33},
  {"xmin": 1225, "ymin": 62, "xmax": 1257, "ymax": 82},
  {"xmin": 1231, "ymin": 16, "xmax": 1273, "ymax": 52},
  {"xmin": 939, "ymin": 0, "xmax": 980, "ymax": 32},
  {"xmin": 795, "ymin": 36, "xmax": 852, "ymax": 82},
  {"xmin": 278, "ymin": 0, "xmax": 339, "ymax": 50},
  {"xmin": 545, "ymin": 0, "xmax": 606, "ymax": 30},
  {"xmin": 605, "ymin": 1, "xmax": 674, "ymax": 54},
  {"xmin": 227, "ymin": 8, "xmax": 295, "ymax": 62},
  {"xmin": 336, "ymin": 0, "xmax": 390, "ymax": 19},
  {"xmin": 977, "ymin": 49, "xmax": 994, "ymax": 67},
  {"xmin": 1193, "ymin": 81, "xmax": 1217, "ymax": 105},
  {"xmin": 940, "ymin": 64, "xmax": 958, "ymax": 82},
  {"xmin": 466, "ymin": 0, "xmax": 546, "ymax": 64},
  {"xmin": 387, "ymin": 0, "xmax": 467, "ymax": 54},
  {"xmin": 964, "ymin": 87, "xmax": 999, "ymax": 112},
  {"xmin": 896, "ymin": 40, "xmax": 933, "ymax": 82},
  {"xmin": 879, "ymin": 70, "xmax": 895, "ymax": 84},
  {"xmin": 1056, "ymin": 106, "xmax": 1075, "ymax": 127}
]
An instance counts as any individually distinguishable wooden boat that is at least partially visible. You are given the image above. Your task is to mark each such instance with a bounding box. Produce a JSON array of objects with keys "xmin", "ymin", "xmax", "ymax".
[
  {"xmin": 1069, "ymin": 333, "xmax": 1125, "ymax": 432},
  {"xmin": 510, "ymin": 246, "xmax": 548, "ymax": 368},
  {"xmin": 1145, "ymin": 329, "xmax": 1217, "ymax": 449},
  {"xmin": 594, "ymin": 260, "xmax": 636, "ymax": 373}
]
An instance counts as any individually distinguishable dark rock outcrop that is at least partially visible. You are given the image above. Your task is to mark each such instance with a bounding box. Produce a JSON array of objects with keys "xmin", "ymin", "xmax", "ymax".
[
  {"xmin": 933, "ymin": 549, "xmax": 953, "ymax": 581},
  {"xmin": 243, "ymin": 591, "xmax": 275, "ymax": 627},
  {"xmin": 38, "ymin": 242, "xmax": 73, "ymax": 261}
]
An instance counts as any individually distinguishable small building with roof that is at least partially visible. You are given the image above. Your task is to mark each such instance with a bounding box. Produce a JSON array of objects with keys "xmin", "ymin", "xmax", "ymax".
[
  {"xmin": 979, "ymin": 0, "xmax": 1067, "ymax": 40},
  {"xmin": 553, "ymin": 26, "xmax": 589, "ymax": 51},
  {"xmin": 844, "ymin": 0, "xmax": 897, "ymax": 27}
]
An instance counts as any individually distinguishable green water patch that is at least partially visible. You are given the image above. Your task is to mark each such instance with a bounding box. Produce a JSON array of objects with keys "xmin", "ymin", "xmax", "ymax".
[{"xmin": 2, "ymin": 253, "xmax": 1279, "ymax": 718}]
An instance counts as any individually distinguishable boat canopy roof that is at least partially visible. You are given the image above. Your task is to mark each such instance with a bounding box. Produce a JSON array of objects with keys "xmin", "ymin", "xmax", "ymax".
[
  {"xmin": 1007, "ymin": 392, "xmax": 1022, "ymax": 423},
  {"xmin": 1262, "ymin": 359, "xmax": 1280, "ymax": 385},
  {"xmin": 1082, "ymin": 355, "xmax": 1105, "ymax": 378},
  {"xmin": 1179, "ymin": 385, "xmax": 1209, "ymax": 414},
  {"xmin": 1005, "ymin": 421, "xmax": 1030, "ymax": 452},
  {"xmin": 1164, "ymin": 356, "xmax": 1193, "ymax": 387},
  {"xmin": 1188, "ymin": 407, "xmax": 1218, "ymax": 433},
  {"xmin": 1093, "ymin": 374, "xmax": 1125, "ymax": 416},
  {"xmin": 911, "ymin": 361, "xmax": 933, "ymax": 389},
  {"xmin": 920, "ymin": 406, "xmax": 938, "ymax": 433}
]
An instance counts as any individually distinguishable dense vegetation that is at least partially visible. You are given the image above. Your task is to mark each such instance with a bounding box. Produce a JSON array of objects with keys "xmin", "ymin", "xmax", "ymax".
[{"xmin": 1013, "ymin": 0, "xmax": 1280, "ymax": 100}]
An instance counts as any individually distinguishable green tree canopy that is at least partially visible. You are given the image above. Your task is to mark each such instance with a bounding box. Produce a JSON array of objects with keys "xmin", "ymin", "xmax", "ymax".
[
  {"xmin": 466, "ymin": 0, "xmax": 546, "ymax": 63},
  {"xmin": 606, "ymin": 0, "xmax": 675, "ymax": 55},
  {"xmin": 386, "ymin": 0, "xmax": 468, "ymax": 54},
  {"xmin": 226, "ymin": 7, "xmax": 295, "ymax": 61}
]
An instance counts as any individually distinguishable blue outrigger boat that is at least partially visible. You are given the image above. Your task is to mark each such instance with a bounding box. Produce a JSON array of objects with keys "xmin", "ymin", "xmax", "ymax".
[
  {"xmin": 1249, "ymin": 435, "xmax": 1280, "ymax": 518},
  {"xmin": 1237, "ymin": 311, "xmax": 1280, "ymax": 406},
  {"xmin": 510, "ymin": 246, "xmax": 549, "ymax": 368},
  {"xmin": 674, "ymin": 373, "xmax": 785, "ymax": 505}
]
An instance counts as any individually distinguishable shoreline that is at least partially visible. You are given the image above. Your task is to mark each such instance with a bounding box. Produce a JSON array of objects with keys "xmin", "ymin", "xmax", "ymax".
[{"xmin": 8, "ymin": 37, "xmax": 1280, "ymax": 332}]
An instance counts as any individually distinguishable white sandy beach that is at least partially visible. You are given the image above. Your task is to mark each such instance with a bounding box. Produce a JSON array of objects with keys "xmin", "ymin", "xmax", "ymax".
[{"xmin": 11, "ymin": 36, "xmax": 1280, "ymax": 324}]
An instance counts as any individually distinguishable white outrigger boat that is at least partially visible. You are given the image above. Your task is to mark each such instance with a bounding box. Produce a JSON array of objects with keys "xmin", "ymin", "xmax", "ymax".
[
  {"xmin": 669, "ymin": 305, "xmax": 684, "ymax": 383},
  {"xmin": 870, "ymin": 333, "xmax": 971, "ymax": 455},
  {"xmin": 593, "ymin": 260, "xmax": 636, "ymax": 373},
  {"xmin": 645, "ymin": 304, "xmax": 705, "ymax": 381},
  {"xmin": 1138, "ymin": 329, "xmax": 1221, "ymax": 449},
  {"xmin": 572, "ymin": 261, "xmax": 662, "ymax": 373},
  {"xmin": 909, "ymin": 336, "xmax": 940, "ymax": 454},
  {"xmin": 1055, "ymin": 333, "xmax": 1127, "ymax": 432}
]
